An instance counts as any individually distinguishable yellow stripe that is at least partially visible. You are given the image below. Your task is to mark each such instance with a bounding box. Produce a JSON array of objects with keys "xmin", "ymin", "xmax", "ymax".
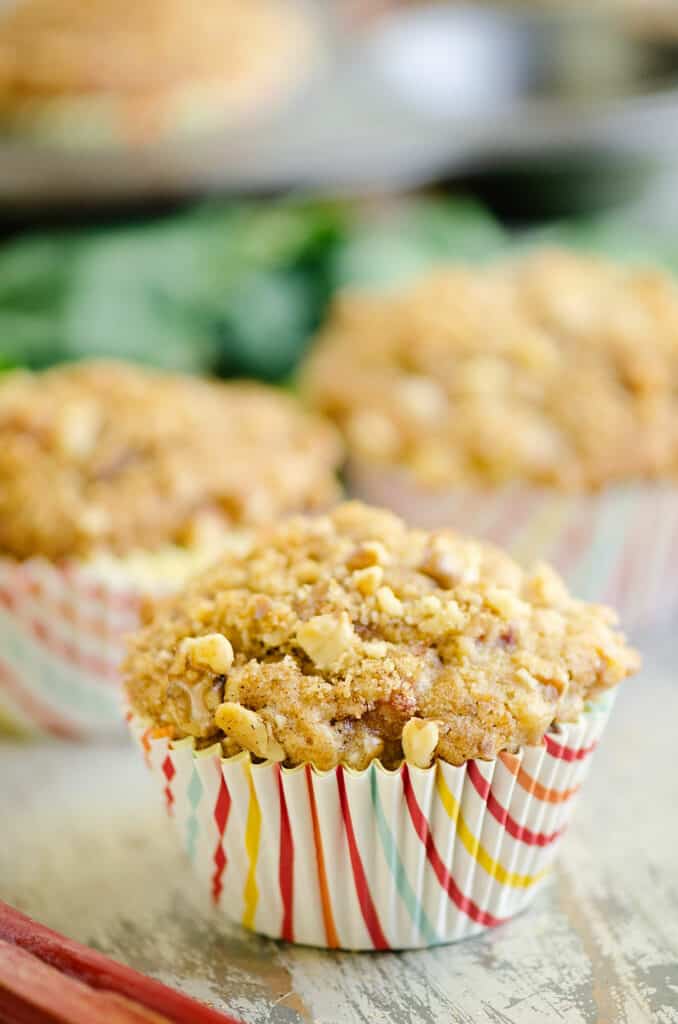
[
  {"xmin": 242, "ymin": 762, "xmax": 261, "ymax": 929},
  {"xmin": 436, "ymin": 772, "xmax": 548, "ymax": 889}
]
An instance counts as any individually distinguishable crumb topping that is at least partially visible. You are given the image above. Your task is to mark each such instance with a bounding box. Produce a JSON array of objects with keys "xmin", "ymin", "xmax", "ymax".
[
  {"xmin": 0, "ymin": 360, "xmax": 342, "ymax": 560},
  {"xmin": 125, "ymin": 502, "xmax": 639, "ymax": 769},
  {"xmin": 0, "ymin": 0, "xmax": 306, "ymax": 100},
  {"xmin": 303, "ymin": 248, "xmax": 678, "ymax": 490}
]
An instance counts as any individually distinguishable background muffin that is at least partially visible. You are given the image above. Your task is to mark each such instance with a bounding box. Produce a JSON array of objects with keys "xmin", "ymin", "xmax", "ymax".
[
  {"xmin": 303, "ymin": 248, "xmax": 678, "ymax": 627},
  {"xmin": 0, "ymin": 0, "xmax": 315, "ymax": 146},
  {"xmin": 126, "ymin": 501, "xmax": 638, "ymax": 948},
  {"xmin": 0, "ymin": 359, "xmax": 342, "ymax": 739}
]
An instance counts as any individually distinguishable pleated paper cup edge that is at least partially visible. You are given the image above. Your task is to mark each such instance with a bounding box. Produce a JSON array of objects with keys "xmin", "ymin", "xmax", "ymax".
[
  {"xmin": 347, "ymin": 458, "xmax": 678, "ymax": 631},
  {"xmin": 0, "ymin": 554, "xmax": 163, "ymax": 741},
  {"xmin": 127, "ymin": 693, "xmax": 614, "ymax": 950}
]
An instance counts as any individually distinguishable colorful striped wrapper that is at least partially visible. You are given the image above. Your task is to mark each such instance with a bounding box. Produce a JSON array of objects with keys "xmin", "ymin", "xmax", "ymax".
[
  {"xmin": 128, "ymin": 695, "xmax": 613, "ymax": 951},
  {"xmin": 0, "ymin": 557, "xmax": 166, "ymax": 740},
  {"xmin": 348, "ymin": 463, "xmax": 678, "ymax": 633}
]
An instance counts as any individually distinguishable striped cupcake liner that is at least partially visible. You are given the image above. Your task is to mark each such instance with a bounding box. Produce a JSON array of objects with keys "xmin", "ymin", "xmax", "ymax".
[
  {"xmin": 348, "ymin": 463, "xmax": 678, "ymax": 632},
  {"xmin": 0, "ymin": 557, "xmax": 164, "ymax": 741},
  {"xmin": 129, "ymin": 695, "xmax": 613, "ymax": 950}
]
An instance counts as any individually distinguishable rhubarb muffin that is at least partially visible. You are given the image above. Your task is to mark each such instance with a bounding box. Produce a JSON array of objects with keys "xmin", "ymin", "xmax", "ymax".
[
  {"xmin": 126, "ymin": 501, "xmax": 638, "ymax": 949},
  {"xmin": 0, "ymin": 0, "xmax": 316, "ymax": 146},
  {"xmin": 0, "ymin": 359, "xmax": 341, "ymax": 738},
  {"xmin": 303, "ymin": 248, "xmax": 678, "ymax": 626}
]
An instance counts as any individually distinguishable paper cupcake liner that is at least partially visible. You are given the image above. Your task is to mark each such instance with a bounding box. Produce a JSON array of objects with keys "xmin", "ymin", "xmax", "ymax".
[
  {"xmin": 0, "ymin": 557, "xmax": 167, "ymax": 740},
  {"xmin": 129, "ymin": 695, "xmax": 613, "ymax": 950},
  {"xmin": 348, "ymin": 462, "xmax": 678, "ymax": 632}
]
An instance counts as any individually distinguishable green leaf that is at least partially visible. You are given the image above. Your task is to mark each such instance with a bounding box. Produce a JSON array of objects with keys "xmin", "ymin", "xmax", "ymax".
[{"xmin": 333, "ymin": 198, "xmax": 506, "ymax": 289}]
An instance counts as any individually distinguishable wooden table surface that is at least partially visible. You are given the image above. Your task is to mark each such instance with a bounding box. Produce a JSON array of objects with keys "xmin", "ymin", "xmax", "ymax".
[{"xmin": 1, "ymin": 623, "xmax": 676, "ymax": 1024}]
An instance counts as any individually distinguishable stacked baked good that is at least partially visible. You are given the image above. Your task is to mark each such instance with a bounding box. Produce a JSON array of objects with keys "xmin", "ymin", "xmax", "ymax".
[
  {"xmin": 303, "ymin": 248, "xmax": 678, "ymax": 626},
  {"xmin": 0, "ymin": 359, "xmax": 341, "ymax": 737},
  {"xmin": 0, "ymin": 0, "xmax": 315, "ymax": 145}
]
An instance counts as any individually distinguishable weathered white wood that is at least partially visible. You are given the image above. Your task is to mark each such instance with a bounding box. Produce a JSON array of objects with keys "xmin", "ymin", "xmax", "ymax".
[{"xmin": 1, "ymin": 624, "xmax": 676, "ymax": 1023}]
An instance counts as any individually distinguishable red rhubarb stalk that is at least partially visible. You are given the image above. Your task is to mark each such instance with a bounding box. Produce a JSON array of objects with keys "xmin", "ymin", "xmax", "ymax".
[
  {"xmin": 0, "ymin": 939, "xmax": 171, "ymax": 1023},
  {"xmin": 0, "ymin": 902, "xmax": 241, "ymax": 1024}
]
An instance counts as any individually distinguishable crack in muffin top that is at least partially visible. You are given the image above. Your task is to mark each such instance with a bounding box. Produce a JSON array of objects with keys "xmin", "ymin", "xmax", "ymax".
[
  {"xmin": 303, "ymin": 248, "xmax": 678, "ymax": 490},
  {"xmin": 0, "ymin": 360, "xmax": 342, "ymax": 561},
  {"xmin": 125, "ymin": 502, "xmax": 639, "ymax": 770}
]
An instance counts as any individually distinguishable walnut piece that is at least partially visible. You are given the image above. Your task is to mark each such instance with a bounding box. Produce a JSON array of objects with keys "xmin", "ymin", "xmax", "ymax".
[
  {"xmin": 185, "ymin": 634, "xmax": 234, "ymax": 674},
  {"xmin": 214, "ymin": 702, "xmax": 284, "ymax": 761},
  {"xmin": 402, "ymin": 718, "xmax": 439, "ymax": 768},
  {"xmin": 296, "ymin": 613, "xmax": 355, "ymax": 670}
]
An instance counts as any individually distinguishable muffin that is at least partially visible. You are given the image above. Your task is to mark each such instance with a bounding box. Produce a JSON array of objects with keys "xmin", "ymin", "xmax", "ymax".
[
  {"xmin": 126, "ymin": 501, "xmax": 638, "ymax": 949},
  {"xmin": 0, "ymin": 0, "xmax": 315, "ymax": 146},
  {"xmin": 0, "ymin": 360, "xmax": 341, "ymax": 738},
  {"xmin": 303, "ymin": 247, "xmax": 678, "ymax": 628}
]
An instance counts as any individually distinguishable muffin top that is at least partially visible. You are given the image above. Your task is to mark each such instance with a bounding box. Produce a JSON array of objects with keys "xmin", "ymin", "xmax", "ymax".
[
  {"xmin": 303, "ymin": 248, "xmax": 678, "ymax": 490},
  {"xmin": 0, "ymin": 0, "xmax": 310, "ymax": 139},
  {"xmin": 0, "ymin": 360, "xmax": 342, "ymax": 561},
  {"xmin": 125, "ymin": 502, "xmax": 639, "ymax": 770}
]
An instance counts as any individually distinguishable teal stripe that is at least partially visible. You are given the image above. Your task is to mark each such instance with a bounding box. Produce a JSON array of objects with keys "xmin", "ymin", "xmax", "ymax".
[
  {"xmin": 370, "ymin": 765, "xmax": 439, "ymax": 946},
  {"xmin": 185, "ymin": 765, "xmax": 203, "ymax": 863},
  {"xmin": 0, "ymin": 609, "xmax": 116, "ymax": 716}
]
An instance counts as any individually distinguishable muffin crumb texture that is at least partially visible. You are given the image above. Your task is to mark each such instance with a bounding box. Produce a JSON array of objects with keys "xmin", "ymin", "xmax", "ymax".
[
  {"xmin": 125, "ymin": 502, "xmax": 639, "ymax": 769},
  {"xmin": 304, "ymin": 248, "xmax": 678, "ymax": 489},
  {"xmin": 0, "ymin": 0, "xmax": 313, "ymax": 143},
  {"xmin": 0, "ymin": 360, "xmax": 341, "ymax": 561}
]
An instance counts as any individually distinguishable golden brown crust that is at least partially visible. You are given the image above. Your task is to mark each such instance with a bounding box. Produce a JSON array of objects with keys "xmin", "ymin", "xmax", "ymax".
[
  {"xmin": 125, "ymin": 502, "xmax": 639, "ymax": 769},
  {"xmin": 0, "ymin": 360, "xmax": 342, "ymax": 561},
  {"xmin": 0, "ymin": 0, "xmax": 311, "ymax": 141},
  {"xmin": 303, "ymin": 248, "xmax": 678, "ymax": 490}
]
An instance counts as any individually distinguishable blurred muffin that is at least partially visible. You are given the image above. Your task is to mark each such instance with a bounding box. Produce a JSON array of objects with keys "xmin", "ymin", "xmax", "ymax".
[
  {"xmin": 0, "ymin": 359, "xmax": 341, "ymax": 738},
  {"xmin": 0, "ymin": 0, "xmax": 315, "ymax": 146},
  {"xmin": 303, "ymin": 248, "xmax": 678, "ymax": 625},
  {"xmin": 126, "ymin": 501, "xmax": 638, "ymax": 948}
]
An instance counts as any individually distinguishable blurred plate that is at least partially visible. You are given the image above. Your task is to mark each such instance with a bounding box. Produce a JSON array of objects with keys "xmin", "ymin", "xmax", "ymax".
[{"xmin": 2, "ymin": 2, "xmax": 678, "ymax": 206}]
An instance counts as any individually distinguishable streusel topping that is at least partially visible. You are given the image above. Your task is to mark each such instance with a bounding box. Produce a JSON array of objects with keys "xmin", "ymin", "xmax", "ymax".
[
  {"xmin": 303, "ymin": 248, "xmax": 678, "ymax": 490},
  {"xmin": 125, "ymin": 502, "xmax": 639, "ymax": 769},
  {"xmin": 0, "ymin": 0, "xmax": 311, "ymax": 139},
  {"xmin": 0, "ymin": 360, "xmax": 341, "ymax": 560}
]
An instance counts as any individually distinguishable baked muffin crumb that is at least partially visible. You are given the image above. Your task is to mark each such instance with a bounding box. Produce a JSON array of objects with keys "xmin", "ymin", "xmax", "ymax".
[
  {"xmin": 0, "ymin": 360, "xmax": 342, "ymax": 561},
  {"xmin": 125, "ymin": 502, "xmax": 639, "ymax": 769},
  {"xmin": 303, "ymin": 248, "xmax": 678, "ymax": 490}
]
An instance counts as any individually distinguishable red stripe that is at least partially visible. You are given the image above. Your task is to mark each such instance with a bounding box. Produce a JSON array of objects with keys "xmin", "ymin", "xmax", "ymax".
[
  {"xmin": 466, "ymin": 761, "xmax": 563, "ymax": 847},
  {"xmin": 162, "ymin": 755, "xmax": 176, "ymax": 817},
  {"xmin": 211, "ymin": 771, "xmax": 232, "ymax": 906},
  {"xmin": 0, "ymin": 658, "xmax": 83, "ymax": 741},
  {"xmin": 543, "ymin": 735, "xmax": 597, "ymax": 763},
  {"xmin": 60, "ymin": 563, "xmax": 142, "ymax": 613},
  {"xmin": 0, "ymin": 594, "xmax": 120, "ymax": 681},
  {"xmin": 337, "ymin": 768, "xmax": 390, "ymax": 950},
  {"xmin": 276, "ymin": 766, "xmax": 295, "ymax": 944},
  {"xmin": 402, "ymin": 766, "xmax": 505, "ymax": 928}
]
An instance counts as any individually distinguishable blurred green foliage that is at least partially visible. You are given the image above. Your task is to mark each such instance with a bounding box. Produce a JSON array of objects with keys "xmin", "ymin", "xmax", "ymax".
[
  {"xmin": 0, "ymin": 195, "xmax": 676, "ymax": 380},
  {"xmin": 0, "ymin": 200, "xmax": 347, "ymax": 379}
]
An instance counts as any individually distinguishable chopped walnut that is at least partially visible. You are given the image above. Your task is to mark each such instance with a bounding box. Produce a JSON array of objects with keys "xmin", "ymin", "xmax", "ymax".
[
  {"xmin": 214, "ymin": 702, "xmax": 284, "ymax": 761},
  {"xmin": 125, "ymin": 502, "xmax": 640, "ymax": 770},
  {"xmin": 185, "ymin": 634, "xmax": 234, "ymax": 674},
  {"xmin": 346, "ymin": 541, "xmax": 389, "ymax": 571},
  {"xmin": 402, "ymin": 718, "xmax": 439, "ymax": 768},
  {"xmin": 353, "ymin": 565, "xmax": 383, "ymax": 595},
  {"xmin": 376, "ymin": 585, "xmax": 404, "ymax": 617},
  {"xmin": 296, "ymin": 613, "xmax": 355, "ymax": 670}
]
